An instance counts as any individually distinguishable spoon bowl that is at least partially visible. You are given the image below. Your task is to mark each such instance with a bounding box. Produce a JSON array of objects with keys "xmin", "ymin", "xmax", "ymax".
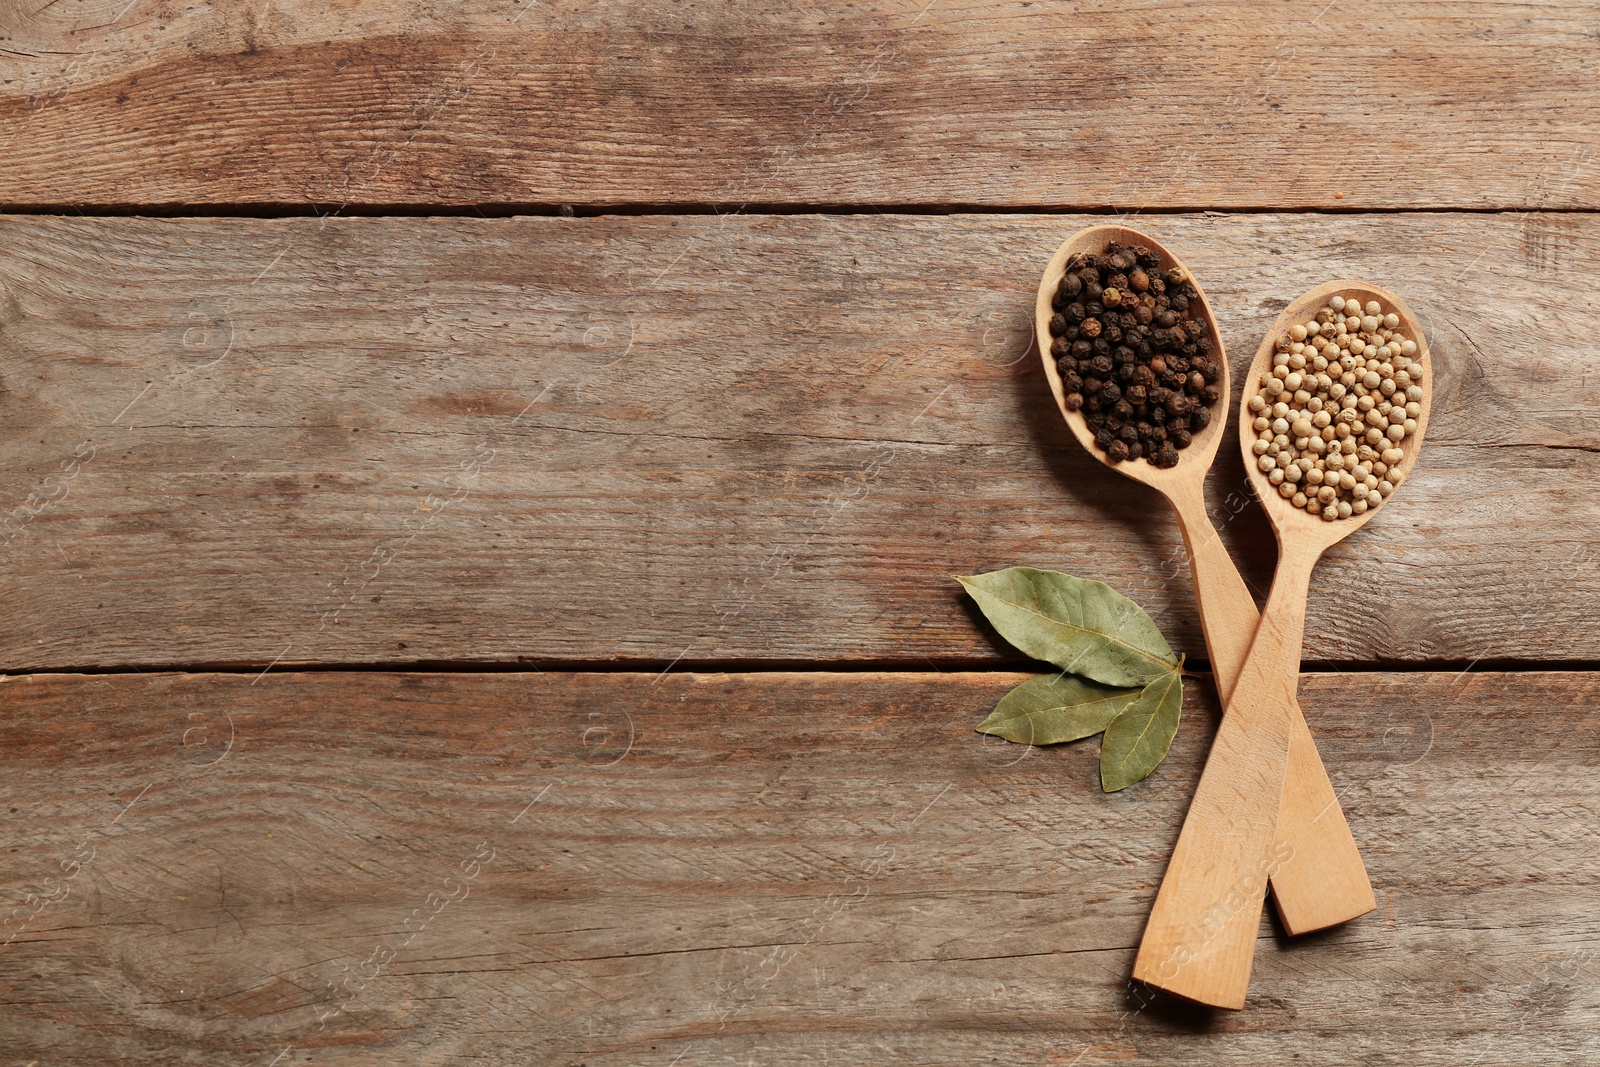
[
  {"xmin": 1035, "ymin": 224, "xmax": 1231, "ymax": 492},
  {"xmin": 1237, "ymin": 280, "xmax": 1434, "ymax": 555}
]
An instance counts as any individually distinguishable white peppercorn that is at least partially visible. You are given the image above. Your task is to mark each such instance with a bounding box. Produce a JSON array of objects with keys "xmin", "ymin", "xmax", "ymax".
[{"xmin": 1247, "ymin": 291, "xmax": 1424, "ymax": 519}]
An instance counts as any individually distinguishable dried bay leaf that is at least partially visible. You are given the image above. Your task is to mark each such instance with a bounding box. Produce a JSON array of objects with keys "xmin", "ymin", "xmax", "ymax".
[
  {"xmin": 956, "ymin": 567, "xmax": 1178, "ymax": 687},
  {"xmin": 977, "ymin": 673, "xmax": 1143, "ymax": 745},
  {"xmin": 1099, "ymin": 666, "xmax": 1184, "ymax": 793}
]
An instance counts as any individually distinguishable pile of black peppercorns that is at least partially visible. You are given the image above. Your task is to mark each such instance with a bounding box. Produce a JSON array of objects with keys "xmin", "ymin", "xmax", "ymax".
[{"xmin": 1049, "ymin": 241, "xmax": 1223, "ymax": 468}]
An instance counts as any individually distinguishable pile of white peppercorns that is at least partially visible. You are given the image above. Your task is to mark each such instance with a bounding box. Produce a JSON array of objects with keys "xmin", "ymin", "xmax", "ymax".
[{"xmin": 1246, "ymin": 294, "xmax": 1424, "ymax": 521}]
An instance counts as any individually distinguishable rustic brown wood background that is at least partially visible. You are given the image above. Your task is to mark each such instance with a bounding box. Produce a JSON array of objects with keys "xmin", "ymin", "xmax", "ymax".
[{"xmin": 2, "ymin": 2, "xmax": 1597, "ymax": 1063}]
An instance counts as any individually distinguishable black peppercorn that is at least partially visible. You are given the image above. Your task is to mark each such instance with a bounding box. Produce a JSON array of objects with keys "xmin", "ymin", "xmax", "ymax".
[{"xmin": 1053, "ymin": 243, "xmax": 1219, "ymax": 467}]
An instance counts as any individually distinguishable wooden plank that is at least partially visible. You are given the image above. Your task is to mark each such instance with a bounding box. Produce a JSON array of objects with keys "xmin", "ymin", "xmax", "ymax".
[
  {"xmin": 1, "ymin": 2, "xmax": 1597, "ymax": 210},
  {"xmin": 0, "ymin": 668, "xmax": 1595, "ymax": 1063},
  {"xmin": 0, "ymin": 210, "xmax": 1595, "ymax": 670}
]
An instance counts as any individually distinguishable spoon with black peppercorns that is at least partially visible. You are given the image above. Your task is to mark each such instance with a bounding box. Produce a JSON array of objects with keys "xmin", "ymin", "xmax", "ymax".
[
  {"xmin": 1132, "ymin": 280, "xmax": 1431, "ymax": 1009},
  {"xmin": 1036, "ymin": 228, "xmax": 1374, "ymax": 959}
]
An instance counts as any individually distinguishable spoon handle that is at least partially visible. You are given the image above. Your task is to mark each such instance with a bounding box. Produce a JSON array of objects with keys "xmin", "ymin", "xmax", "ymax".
[
  {"xmin": 1131, "ymin": 540, "xmax": 1319, "ymax": 1009},
  {"xmin": 1166, "ymin": 486, "xmax": 1374, "ymax": 935}
]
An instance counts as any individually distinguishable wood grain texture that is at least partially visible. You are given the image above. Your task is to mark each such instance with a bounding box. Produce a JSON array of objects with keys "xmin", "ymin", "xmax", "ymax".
[
  {"xmin": 0, "ymin": 210, "xmax": 1597, "ymax": 671},
  {"xmin": 0, "ymin": 668, "xmax": 1596, "ymax": 1064},
  {"xmin": 1, "ymin": 1, "xmax": 1598, "ymax": 209}
]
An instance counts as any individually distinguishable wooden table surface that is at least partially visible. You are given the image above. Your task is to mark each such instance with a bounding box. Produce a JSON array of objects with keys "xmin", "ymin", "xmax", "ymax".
[{"xmin": 2, "ymin": 3, "xmax": 1597, "ymax": 1063}]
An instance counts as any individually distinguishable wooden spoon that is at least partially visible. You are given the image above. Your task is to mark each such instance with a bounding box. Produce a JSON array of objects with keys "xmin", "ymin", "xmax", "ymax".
[
  {"xmin": 1037, "ymin": 228, "xmax": 1374, "ymax": 939},
  {"xmin": 1132, "ymin": 280, "xmax": 1432, "ymax": 1008}
]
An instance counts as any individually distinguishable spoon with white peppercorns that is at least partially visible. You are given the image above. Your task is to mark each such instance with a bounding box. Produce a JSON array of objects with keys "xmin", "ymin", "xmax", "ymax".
[
  {"xmin": 1133, "ymin": 280, "xmax": 1431, "ymax": 1009},
  {"xmin": 1037, "ymin": 230, "xmax": 1374, "ymax": 956}
]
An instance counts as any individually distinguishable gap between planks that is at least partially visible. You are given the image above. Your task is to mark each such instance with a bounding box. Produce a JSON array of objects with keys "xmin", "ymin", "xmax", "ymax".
[
  {"xmin": 6, "ymin": 203, "xmax": 1600, "ymax": 220},
  {"xmin": 5, "ymin": 659, "xmax": 1600, "ymax": 679}
]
